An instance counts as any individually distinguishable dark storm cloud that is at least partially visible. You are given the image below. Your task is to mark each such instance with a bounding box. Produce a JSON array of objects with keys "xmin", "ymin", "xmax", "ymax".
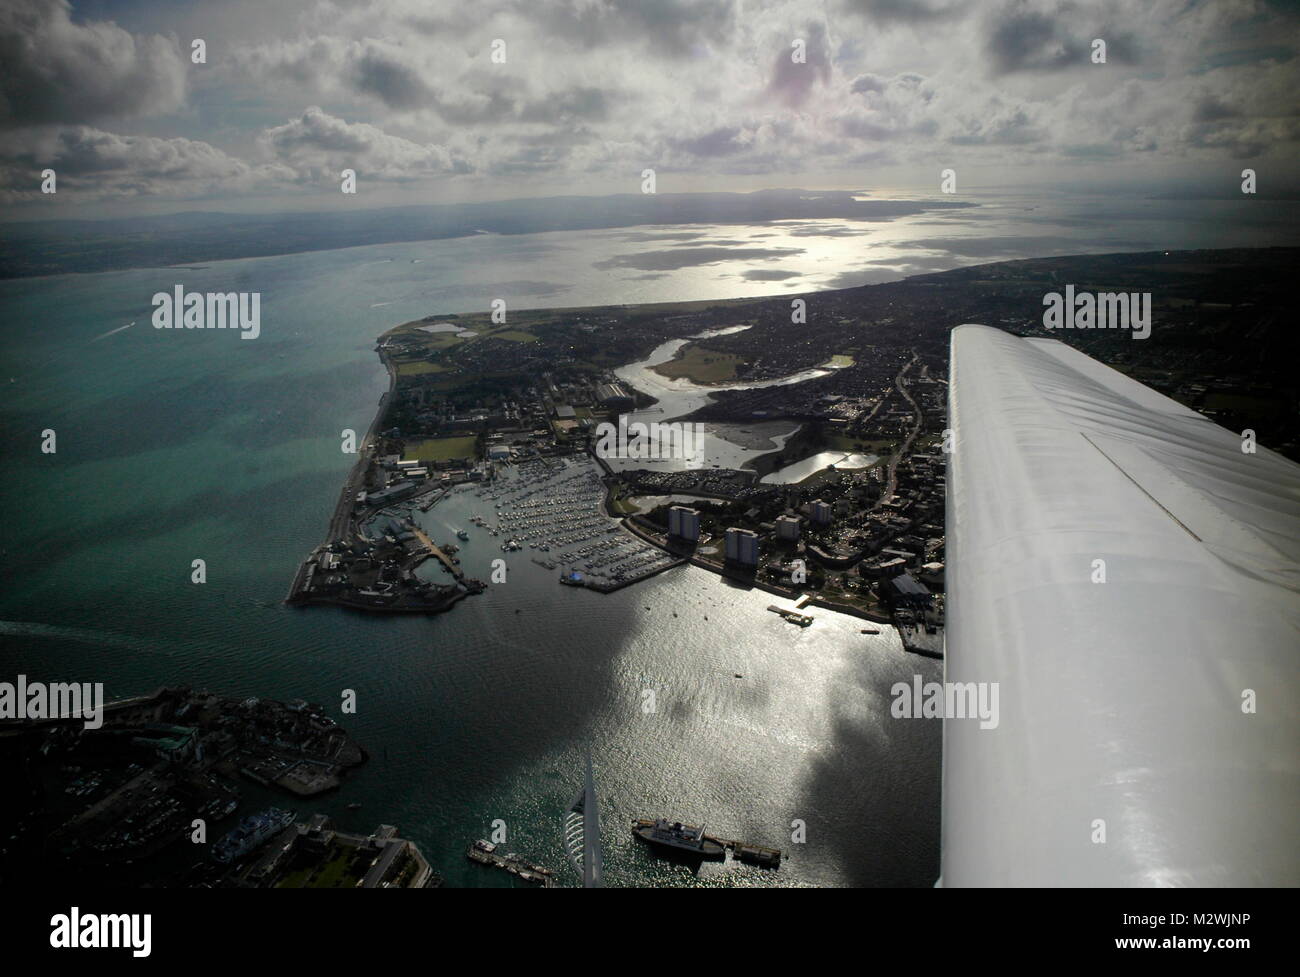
[
  {"xmin": 1194, "ymin": 45, "xmax": 1296, "ymax": 71},
  {"xmin": 851, "ymin": 73, "xmax": 887, "ymax": 94},
  {"xmin": 677, "ymin": 238, "xmax": 750, "ymax": 246},
  {"xmin": 741, "ymin": 269, "xmax": 801, "ymax": 280},
  {"xmin": 948, "ymin": 109, "xmax": 1043, "ymax": 145},
  {"xmin": 0, "ymin": 124, "xmax": 277, "ymax": 198},
  {"xmin": 905, "ymin": 233, "xmax": 1131, "ymax": 256},
  {"xmin": 782, "ymin": 223, "xmax": 864, "ymax": 237},
  {"xmin": 1193, "ymin": 94, "xmax": 1241, "ymax": 123},
  {"xmin": 593, "ymin": 246, "xmax": 804, "ymax": 271},
  {"xmin": 1061, "ymin": 142, "xmax": 1123, "ymax": 158},
  {"xmin": 985, "ymin": 9, "xmax": 1086, "ymax": 74},
  {"xmin": 670, "ymin": 126, "xmax": 748, "ymax": 156},
  {"xmin": 841, "ymin": 0, "xmax": 959, "ymax": 22},
  {"xmin": 351, "ymin": 46, "xmax": 437, "ymax": 109},
  {"xmin": 522, "ymin": 87, "xmax": 612, "ymax": 124},
  {"xmin": 258, "ymin": 107, "xmax": 470, "ymax": 180},
  {"xmin": 1182, "ymin": 123, "xmax": 1280, "ymax": 159},
  {"xmin": 767, "ymin": 21, "xmax": 832, "ymax": 108},
  {"xmin": 818, "ymin": 254, "xmax": 960, "ymax": 285},
  {"xmin": 617, "ymin": 231, "xmax": 711, "ymax": 242},
  {"xmin": 984, "ymin": 6, "xmax": 1141, "ymax": 75},
  {"xmin": 0, "ymin": 0, "xmax": 185, "ymax": 129},
  {"xmin": 543, "ymin": 0, "xmax": 738, "ymax": 56}
]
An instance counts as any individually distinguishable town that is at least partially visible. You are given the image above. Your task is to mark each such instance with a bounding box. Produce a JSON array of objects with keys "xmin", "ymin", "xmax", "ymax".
[
  {"xmin": 0, "ymin": 686, "xmax": 441, "ymax": 888},
  {"xmin": 286, "ymin": 248, "xmax": 1298, "ymax": 655}
]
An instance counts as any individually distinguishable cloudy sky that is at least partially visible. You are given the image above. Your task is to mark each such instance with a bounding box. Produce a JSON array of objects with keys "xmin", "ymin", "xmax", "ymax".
[{"xmin": 2, "ymin": 0, "xmax": 1298, "ymax": 217}]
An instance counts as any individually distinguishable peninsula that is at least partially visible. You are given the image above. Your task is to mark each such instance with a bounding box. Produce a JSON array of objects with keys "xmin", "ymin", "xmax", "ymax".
[{"xmin": 285, "ymin": 248, "xmax": 1299, "ymax": 651}]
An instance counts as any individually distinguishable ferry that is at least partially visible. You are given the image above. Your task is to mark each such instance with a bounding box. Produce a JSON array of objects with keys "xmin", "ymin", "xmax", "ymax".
[
  {"xmin": 631, "ymin": 818, "xmax": 725, "ymax": 859},
  {"xmin": 212, "ymin": 808, "xmax": 294, "ymax": 863}
]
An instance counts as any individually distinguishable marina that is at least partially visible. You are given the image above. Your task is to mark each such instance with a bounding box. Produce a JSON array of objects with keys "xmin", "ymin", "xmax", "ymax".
[{"xmin": 455, "ymin": 456, "xmax": 684, "ymax": 593}]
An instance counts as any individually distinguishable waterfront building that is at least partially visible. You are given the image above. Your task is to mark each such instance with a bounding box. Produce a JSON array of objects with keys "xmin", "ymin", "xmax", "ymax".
[
  {"xmin": 775, "ymin": 515, "xmax": 801, "ymax": 541},
  {"xmin": 365, "ymin": 481, "xmax": 416, "ymax": 506},
  {"xmin": 668, "ymin": 505, "xmax": 701, "ymax": 541},
  {"xmin": 886, "ymin": 573, "xmax": 932, "ymax": 608},
  {"xmin": 725, "ymin": 527, "xmax": 759, "ymax": 566}
]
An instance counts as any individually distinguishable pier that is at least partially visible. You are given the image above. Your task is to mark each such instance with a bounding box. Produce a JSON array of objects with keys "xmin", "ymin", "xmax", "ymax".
[
  {"xmin": 703, "ymin": 834, "xmax": 783, "ymax": 869},
  {"xmin": 466, "ymin": 841, "xmax": 556, "ymax": 887},
  {"xmin": 408, "ymin": 523, "xmax": 464, "ymax": 581}
]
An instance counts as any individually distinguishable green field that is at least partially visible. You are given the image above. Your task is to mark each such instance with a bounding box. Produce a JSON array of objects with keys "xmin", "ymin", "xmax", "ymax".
[
  {"xmin": 490, "ymin": 329, "xmax": 539, "ymax": 342},
  {"xmin": 652, "ymin": 345, "xmax": 742, "ymax": 384},
  {"xmin": 826, "ymin": 435, "xmax": 895, "ymax": 454},
  {"xmin": 403, "ymin": 435, "xmax": 479, "ymax": 462},
  {"xmin": 394, "ymin": 359, "xmax": 446, "ymax": 376},
  {"xmin": 276, "ymin": 847, "xmax": 365, "ymax": 889}
]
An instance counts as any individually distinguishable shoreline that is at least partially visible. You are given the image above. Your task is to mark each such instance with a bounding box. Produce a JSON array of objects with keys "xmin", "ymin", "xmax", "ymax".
[
  {"xmin": 288, "ymin": 284, "xmax": 920, "ymax": 619},
  {"xmin": 284, "ymin": 344, "xmax": 484, "ymax": 615},
  {"xmin": 617, "ymin": 511, "xmax": 893, "ymax": 625}
]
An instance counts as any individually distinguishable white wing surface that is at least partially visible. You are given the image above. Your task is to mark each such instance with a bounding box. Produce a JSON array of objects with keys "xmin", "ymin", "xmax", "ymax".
[{"xmin": 942, "ymin": 324, "xmax": 1299, "ymax": 886}]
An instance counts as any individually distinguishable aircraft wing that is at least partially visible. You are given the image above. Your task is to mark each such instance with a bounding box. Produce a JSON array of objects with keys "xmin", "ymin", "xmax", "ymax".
[{"xmin": 941, "ymin": 324, "xmax": 1300, "ymax": 886}]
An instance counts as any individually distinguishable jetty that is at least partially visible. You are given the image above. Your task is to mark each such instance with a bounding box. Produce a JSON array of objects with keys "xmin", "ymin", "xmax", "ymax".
[
  {"xmin": 466, "ymin": 840, "xmax": 555, "ymax": 887},
  {"xmin": 704, "ymin": 833, "xmax": 783, "ymax": 868}
]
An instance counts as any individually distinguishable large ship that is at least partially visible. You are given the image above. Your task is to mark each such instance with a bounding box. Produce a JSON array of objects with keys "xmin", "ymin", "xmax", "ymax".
[
  {"xmin": 212, "ymin": 808, "xmax": 295, "ymax": 863},
  {"xmin": 631, "ymin": 818, "xmax": 725, "ymax": 859}
]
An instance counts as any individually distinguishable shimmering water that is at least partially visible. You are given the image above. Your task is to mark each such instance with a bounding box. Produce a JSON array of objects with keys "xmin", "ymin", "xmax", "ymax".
[
  {"xmin": 0, "ymin": 229, "xmax": 942, "ymax": 887},
  {"xmin": 6, "ymin": 189, "xmax": 1296, "ymax": 885},
  {"xmin": 762, "ymin": 452, "xmax": 879, "ymax": 485}
]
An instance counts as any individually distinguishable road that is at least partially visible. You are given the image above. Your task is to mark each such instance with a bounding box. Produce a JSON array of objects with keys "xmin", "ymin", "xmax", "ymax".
[
  {"xmin": 877, "ymin": 351, "xmax": 922, "ymax": 506},
  {"xmin": 325, "ymin": 349, "xmax": 396, "ymax": 543}
]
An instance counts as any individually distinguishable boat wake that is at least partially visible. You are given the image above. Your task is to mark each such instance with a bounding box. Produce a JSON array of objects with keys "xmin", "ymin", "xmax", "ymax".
[{"xmin": 90, "ymin": 321, "xmax": 134, "ymax": 342}]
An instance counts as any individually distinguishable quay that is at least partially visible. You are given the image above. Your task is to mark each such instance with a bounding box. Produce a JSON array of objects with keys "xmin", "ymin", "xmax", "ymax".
[
  {"xmin": 703, "ymin": 833, "xmax": 783, "ymax": 869},
  {"xmin": 767, "ymin": 604, "xmax": 813, "ymax": 626},
  {"xmin": 579, "ymin": 555, "xmax": 685, "ymax": 593},
  {"xmin": 466, "ymin": 840, "xmax": 556, "ymax": 887},
  {"xmin": 408, "ymin": 522, "xmax": 464, "ymax": 581}
]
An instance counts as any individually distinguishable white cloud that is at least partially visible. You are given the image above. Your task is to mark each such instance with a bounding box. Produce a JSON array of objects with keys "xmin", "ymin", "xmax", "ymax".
[
  {"xmin": 0, "ymin": 0, "xmax": 185, "ymax": 128},
  {"xmin": 0, "ymin": 125, "xmax": 293, "ymax": 201},
  {"xmin": 3, "ymin": 0, "xmax": 1298, "ymax": 207},
  {"xmin": 258, "ymin": 106, "xmax": 472, "ymax": 182}
]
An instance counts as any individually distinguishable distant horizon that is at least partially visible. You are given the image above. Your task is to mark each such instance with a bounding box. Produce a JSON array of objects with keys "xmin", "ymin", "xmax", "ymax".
[
  {"xmin": 7, "ymin": 172, "xmax": 1300, "ymax": 226},
  {"xmin": 4, "ymin": 1, "xmax": 1298, "ymax": 221}
]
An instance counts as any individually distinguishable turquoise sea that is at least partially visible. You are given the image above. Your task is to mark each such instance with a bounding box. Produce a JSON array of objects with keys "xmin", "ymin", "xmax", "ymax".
[{"xmin": 3, "ymin": 189, "xmax": 1295, "ymax": 885}]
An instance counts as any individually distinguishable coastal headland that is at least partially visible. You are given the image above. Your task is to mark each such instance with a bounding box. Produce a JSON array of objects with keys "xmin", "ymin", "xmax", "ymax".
[{"xmin": 286, "ymin": 248, "xmax": 1300, "ymax": 642}]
